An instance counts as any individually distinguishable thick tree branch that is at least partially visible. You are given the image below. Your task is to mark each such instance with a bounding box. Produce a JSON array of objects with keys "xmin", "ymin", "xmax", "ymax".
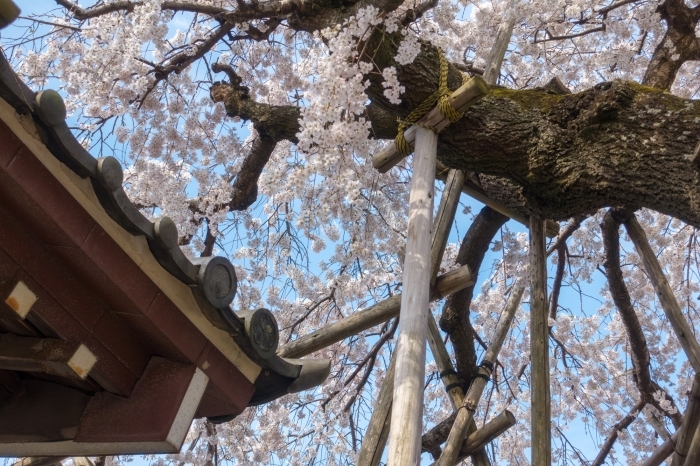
[
  {"xmin": 54, "ymin": 0, "xmax": 230, "ymax": 19},
  {"xmin": 439, "ymin": 206, "xmax": 508, "ymax": 386},
  {"xmin": 643, "ymin": 0, "xmax": 700, "ymax": 89},
  {"xmin": 601, "ymin": 209, "xmax": 683, "ymax": 428},
  {"xmin": 601, "ymin": 210, "xmax": 654, "ymax": 396}
]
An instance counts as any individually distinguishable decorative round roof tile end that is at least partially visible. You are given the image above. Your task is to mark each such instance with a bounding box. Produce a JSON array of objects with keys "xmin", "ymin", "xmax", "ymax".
[
  {"xmin": 0, "ymin": 1, "xmax": 20, "ymax": 30},
  {"xmin": 35, "ymin": 90, "xmax": 67, "ymax": 127},
  {"xmin": 97, "ymin": 157, "xmax": 124, "ymax": 191},
  {"xmin": 154, "ymin": 217, "xmax": 180, "ymax": 250},
  {"xmin": 244, "ymin": 308, "xmax": 279, "ymax": 359},
  {"xmin": 197, "ymin": 256, "xmax": 237, "ymax": 308}
]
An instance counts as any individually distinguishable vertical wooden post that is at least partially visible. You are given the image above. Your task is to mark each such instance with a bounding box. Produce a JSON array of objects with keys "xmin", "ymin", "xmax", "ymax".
[
  {"xmin": 388, "ymin": 126, "xmax": 438, "ymax": 466},
  {"xmin": 683, "ymin": 417, "xmax": 700, "ymax": 466},
  {"xmin": 672, "ymin": 373, "xmax": 700, "ymax": 466},
  {"xmin": 357, "ymin": 352, "xmax": 397, "ymax": 466},
  {"xmin": 529, "ymin": 216, "xmax": 551, "ymax": 465}
]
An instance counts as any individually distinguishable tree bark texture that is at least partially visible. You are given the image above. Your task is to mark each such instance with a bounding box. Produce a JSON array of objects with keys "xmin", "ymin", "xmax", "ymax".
[{"xmin": 359, "ymin": 33, "xmax": 700, "ymax": 228}]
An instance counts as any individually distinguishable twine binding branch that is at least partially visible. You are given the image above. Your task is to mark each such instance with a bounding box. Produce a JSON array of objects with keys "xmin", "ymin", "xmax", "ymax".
[{"xmin": 393, "ymin": 49, "xmax": 465, "ymax": 156}]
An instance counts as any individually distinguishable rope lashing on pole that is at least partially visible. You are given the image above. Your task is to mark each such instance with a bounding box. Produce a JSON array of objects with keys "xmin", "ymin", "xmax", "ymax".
[{"xmin": 393, "ymin": 50, "xmax": 465, "ymax": 156}]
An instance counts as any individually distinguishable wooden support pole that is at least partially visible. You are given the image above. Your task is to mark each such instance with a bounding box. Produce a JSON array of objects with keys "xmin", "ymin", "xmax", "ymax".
[
  {"xmin": 434, "ymin": 164, "xmax": 559, "ymax": 238},
  {"xmin": 72, "ymin": 459, "xmax": 95, "ymax": 466},
  {"xmin": 357, "ymin": 353, "xmax": 397, "ymax": 466},
  {"xmin": 529, "ymin": 216, "xmax": 551, "ymax": 465},
  {"xmin": 277, "ymin": 264, "xmax": 473, "ymax": 358},
  {"xmin": 641, "ymin": 430, "xmax": 680, "ymax": 466},
  {"xmin": 624, "ymin": 215, "xmax": 700, "ymax": 372},
  {"xmin": 430, "ymin": 169, "xmax": 465, "ymax": 286},
  {"xmin": 387, "ymin": 126, "xmax": 438, "ymax": 466},
  {"xmin": 428, "ymin": 410, "xmax": 517, "ymax": 466},
  {"xmin": 672, "ymin": 373, "xmax": 700, "ymax": 466},
  {"xmin": 427, "ymin": 312, "xmax": 491, "ymax": 466},
  {"xmin": 482, "ymin": 8, "xmax": 516, "ymax": 85},
  {"xmin": 0, "ymin": 333, "xmax": 97, "ymax": 379},
  {"xmin": 360, "ymin": 162, "xmax": 486, "ymax": 466},
  {"xmin": 649, "ymin": 413, "xmax": 672, "ymax": 442},
  {"xmin": 684, "ymin": 412, "xmax": 700, "ymax": 466},
  {"xmin": 435, "ymin": 286, "xmax": 524, "ymax": 466},
  {"xmin": 12, "ymin": 459, "xmax": 66, "ymax": 466},
  {"xmin": 373, "ymin": 79, "xmax": 488, "ymax": 173}
]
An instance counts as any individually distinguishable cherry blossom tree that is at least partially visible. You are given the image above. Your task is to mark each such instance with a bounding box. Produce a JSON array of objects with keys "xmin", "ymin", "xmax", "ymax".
[{"xmin": 7, "ymin": 0, "xmax": 700, "ymax": 464}]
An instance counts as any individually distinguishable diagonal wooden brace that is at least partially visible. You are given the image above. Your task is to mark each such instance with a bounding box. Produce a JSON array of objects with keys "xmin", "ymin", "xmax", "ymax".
[{"xmin": 435, "ymin": 286, "xmax": 524, "ymax": 466}]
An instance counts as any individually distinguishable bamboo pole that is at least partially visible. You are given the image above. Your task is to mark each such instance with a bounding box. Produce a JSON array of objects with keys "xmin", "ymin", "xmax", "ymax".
[
  {"xmin": 530, "ymin": 216, "xmax": 551, "ymax": 465},
  {"xmin": 624, "ymin": 216, "xmax": 700, "ymax": 373},
  {"xmin": 641, "ymin": 430, "xmax": 680, "ymax": 466},
  {"xmin": 435, "ymin": 286, "xmax": 524, "ymax": 466},
  {"xmin": 428, "ymin": 410, "xmax": 517, "ymax": 466},
  {"xmin": 277, "ymin": 264, "xmax": 473, "ymax": 358},
  {"xmin": 357, "ymin": 352, "xmax": 397, "ymax": 466},
  {"xmin": 684, "ymin": 412, "xmax": 700, "ymax": 466},
  {"xmin": 673, "ymin": 373, "xmax": 700, "ymax": 466},
  {"xmin": 387, "ymin": 126, "xmax": 438, "ymax": 466}
]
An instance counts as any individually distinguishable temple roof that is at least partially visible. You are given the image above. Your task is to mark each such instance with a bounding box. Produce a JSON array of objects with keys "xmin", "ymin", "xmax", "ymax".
[{"xmin": 0, "ymin": 1, "xmax": 328, "ymax": 455}]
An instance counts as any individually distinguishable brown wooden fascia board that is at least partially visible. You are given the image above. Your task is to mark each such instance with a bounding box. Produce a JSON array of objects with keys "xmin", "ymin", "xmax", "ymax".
[{"xmin": 0, "ymin": 96, "xmax": 262, "ymax": 383}]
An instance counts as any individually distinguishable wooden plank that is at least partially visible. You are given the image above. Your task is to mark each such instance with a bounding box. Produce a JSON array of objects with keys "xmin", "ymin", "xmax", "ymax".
[
  {"xmin": 373, "ymin": 77, "xmax": 489, "ymax": 173},
  {"xmin": 276, "ymin": 264, "xmax": 473, "ymax": 358},
  {"xmin": 357, "ymin": 352, "xmax": 396, "ymax": 466},
  {"xmin": 435, "ymin": 286, "xmax": 524, "ymax": 466},
  {"xmin": 529, "ymin": 216, "xmax": 551, "ymax": 466},
  {"xmin": 640, "ymin": 430, "xmax": 679, "ymax": 466},
  {"xmin": 672, "ymin": 373, "xmax": 700, "ymax": 465},
  {"xmin": 0, "ymin": 333, "xmax": 97, "ymax": 379},
  {"xmin": 387, "ymin": 126, "xmax": 438, "ymax": 466},
  {"xmin": 428, "ymin": 410, "xmax": 516, "ymax": 466},
  {"xmin": 624, "ymin": 215, "xmax": 700, "ymax": 372}
]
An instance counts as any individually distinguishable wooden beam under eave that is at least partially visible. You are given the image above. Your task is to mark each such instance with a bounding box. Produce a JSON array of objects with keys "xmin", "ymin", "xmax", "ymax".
[{"xmin": 0, "ymin": 333, "xmax": 97, "ymax": 380}]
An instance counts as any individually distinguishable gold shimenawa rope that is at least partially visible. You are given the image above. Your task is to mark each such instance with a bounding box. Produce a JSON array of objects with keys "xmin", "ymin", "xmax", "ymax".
[{"xmin": 394, "ymin": 50, "xmax": 465, "ymax": 156}]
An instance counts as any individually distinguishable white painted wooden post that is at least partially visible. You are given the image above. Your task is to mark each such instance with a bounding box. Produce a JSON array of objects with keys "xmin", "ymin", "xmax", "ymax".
[{"xmin": 387, "ymin": 126, "xmax": 438, "ymax": 466}]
